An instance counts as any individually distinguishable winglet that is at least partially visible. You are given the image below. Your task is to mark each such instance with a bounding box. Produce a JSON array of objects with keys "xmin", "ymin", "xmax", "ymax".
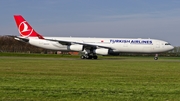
[{"xmin": 14, "ymin": 15, "xmax": 44, "ymax": 39}]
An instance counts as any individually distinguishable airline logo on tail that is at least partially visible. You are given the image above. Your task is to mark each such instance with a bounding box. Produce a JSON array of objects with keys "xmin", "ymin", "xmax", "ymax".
[
  {"xmin": 19, "ymin": 21, "xmax": 33, "ymax": 37},
  {"xmin": 14, "ymin": 15, "xmax": 44, "ymax": 39}
]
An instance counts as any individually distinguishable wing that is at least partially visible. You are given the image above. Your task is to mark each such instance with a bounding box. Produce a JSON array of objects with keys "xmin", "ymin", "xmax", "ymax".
[
  {"xmin": 45, "ymin": 39, "xmax": 114, "ymax": 49},
  {"xmin": 6, "ymin": 35, "xmax": 29, "ymax": 42}
]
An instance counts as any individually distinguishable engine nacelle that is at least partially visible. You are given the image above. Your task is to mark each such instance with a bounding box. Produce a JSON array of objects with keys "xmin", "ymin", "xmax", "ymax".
[
  {"xmin": 68, "ymin": 45, "xmax": 83, "ymax": 51},
  {"xmin": 93, "ymin": 48, "xmax": 120, "ymax": 55},
  {"xmin": 93, "ymin": 48, "xmax": 109, "ymax": 55}
]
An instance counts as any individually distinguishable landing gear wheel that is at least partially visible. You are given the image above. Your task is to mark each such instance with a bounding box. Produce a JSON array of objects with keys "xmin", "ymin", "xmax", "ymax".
[
  {"xmin": 154, "ymin": 54, "xmax": 158, "ymax": 60},
  {"xmin": 81, "ymin": 55, "xmax": 85, "ymax": 59},
  {"xmin": 154, "ymin": 57, "xmax": 158, "ymax": 60},
  {"xmin": 86, "ymin": 55, "xmax": 92, "ymax": 59},
  {"xmin": 85, "ymin": 55, "xmax": 89, "ymax": 59}
]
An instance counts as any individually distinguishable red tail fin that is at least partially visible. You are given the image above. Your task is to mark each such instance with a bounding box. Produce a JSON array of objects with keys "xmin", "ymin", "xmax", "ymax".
[{"xmin": 14, "ymin": 15, "xmax": 44, "ymax": 39}]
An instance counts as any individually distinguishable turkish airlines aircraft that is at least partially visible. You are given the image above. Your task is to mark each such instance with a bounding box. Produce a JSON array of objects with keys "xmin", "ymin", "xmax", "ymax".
[{"xmin": 13, "ymin": 15, "xmax": 174, "ymax": 60}]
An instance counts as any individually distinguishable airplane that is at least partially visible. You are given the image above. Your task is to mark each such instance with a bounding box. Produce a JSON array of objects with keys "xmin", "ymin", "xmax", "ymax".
[{"xmin": 13, "ymin": 15, "xmax": 174, "ymax": 60}]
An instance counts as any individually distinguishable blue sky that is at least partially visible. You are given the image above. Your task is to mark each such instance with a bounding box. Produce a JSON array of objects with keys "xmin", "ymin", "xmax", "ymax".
[{"xmin": 1, "ymin": 0, "xmax": 180, "ymax": 46}]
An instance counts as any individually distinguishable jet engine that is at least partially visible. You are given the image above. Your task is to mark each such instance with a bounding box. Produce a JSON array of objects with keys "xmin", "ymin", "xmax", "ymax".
[
  {"xmin": 93, "ymin": 48, "xmax": 109, "ymax": 55},
  {"xmin": 68, "ymin": 45, "xmax": 83, "ymax": 51},
  {"xmin": 93, "ymin": 48, "xmax": 119, "ymax": 55}
]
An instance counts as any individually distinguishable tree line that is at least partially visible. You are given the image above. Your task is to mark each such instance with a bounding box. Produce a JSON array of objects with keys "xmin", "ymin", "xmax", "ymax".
[
  {"xmin": 0, "ymin": 36, "xmax": 47, "ymax": 53},
  {"xmin": 0, "ymin": 36, "xmax": 179, "ymax": 56}
]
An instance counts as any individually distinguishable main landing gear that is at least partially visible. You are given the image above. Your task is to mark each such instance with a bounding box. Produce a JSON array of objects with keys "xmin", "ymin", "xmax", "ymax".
[
  {"xmin": 81, "ymin": 48, "xmax": 98, "ymax": 59},
  {"xmin": 81, "ymin": 54, "xmax": 98, "ymax": 59},
  {"xmin": 154, "ymin": 54, "xmax": 158, "ymax": 60}
]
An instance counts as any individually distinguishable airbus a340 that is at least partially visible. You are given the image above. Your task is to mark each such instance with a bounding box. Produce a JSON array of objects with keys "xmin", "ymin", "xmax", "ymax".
[{"xmin": 13, "ymin": 15, "xmax": 174, "ymax": 60}]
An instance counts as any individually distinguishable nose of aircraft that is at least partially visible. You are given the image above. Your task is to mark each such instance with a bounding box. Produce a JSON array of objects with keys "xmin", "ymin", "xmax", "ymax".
[{"xmin": 169, "ymin": 45, "xmax": 174, "ymax": 51}]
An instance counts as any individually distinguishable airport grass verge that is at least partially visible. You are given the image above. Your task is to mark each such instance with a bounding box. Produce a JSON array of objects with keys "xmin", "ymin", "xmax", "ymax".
[
  {"xmin": 0, "ymin": 55, "xmax": 180, "ymax": 100},
  {"xmin": 0, "ymin": 52, "xmax": 79, "ymax": 58}
]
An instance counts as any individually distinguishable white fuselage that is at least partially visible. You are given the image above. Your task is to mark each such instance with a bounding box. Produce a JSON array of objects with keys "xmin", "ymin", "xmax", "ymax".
[{"xmin": 27, "ymin": 37, "xmax": 174, "ymax": 54}]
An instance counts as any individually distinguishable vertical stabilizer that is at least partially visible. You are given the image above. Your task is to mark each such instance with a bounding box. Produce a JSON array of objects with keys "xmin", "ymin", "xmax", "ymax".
[{"xmin": 14, "ymin": 15, "xmax": 44, "ymax": 39}]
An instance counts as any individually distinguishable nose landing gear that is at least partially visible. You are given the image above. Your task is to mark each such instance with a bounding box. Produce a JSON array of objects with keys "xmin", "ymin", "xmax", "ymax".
[{"xmin": 154, "ymin": 54, "xmax": 158, "ymax": 60}]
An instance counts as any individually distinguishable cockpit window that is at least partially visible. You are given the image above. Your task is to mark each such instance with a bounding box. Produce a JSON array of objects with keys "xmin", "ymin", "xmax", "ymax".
[{"xmin": 165, "ymin": 43, "xmax": 171, "ymax": 45}]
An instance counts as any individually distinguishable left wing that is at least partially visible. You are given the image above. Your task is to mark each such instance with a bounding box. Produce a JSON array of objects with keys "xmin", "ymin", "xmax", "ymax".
[{"xmin": 45, "ymin": 39, "xmax": 114, "ymax": 49}]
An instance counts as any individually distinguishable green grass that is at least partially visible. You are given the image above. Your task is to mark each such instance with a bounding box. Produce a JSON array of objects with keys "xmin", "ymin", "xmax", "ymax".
[
  {"xmin": 0, "ymin": 52, "xmax": 80, "ymax": 58},
  {"xmin": 0, "ymin": 55, "xmax": 180, "ymax": 101}
]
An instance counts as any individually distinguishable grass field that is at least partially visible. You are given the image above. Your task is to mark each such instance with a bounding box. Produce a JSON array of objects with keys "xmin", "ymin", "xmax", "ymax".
[{"xmin": 0, "ymin": 54, "xmax": 180, "ymax": 101}]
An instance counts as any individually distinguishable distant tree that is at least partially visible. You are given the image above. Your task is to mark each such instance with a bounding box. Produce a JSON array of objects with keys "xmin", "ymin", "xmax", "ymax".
[{"xmin": 0, "ymin": 36, "xmax": 46, "ymax": 53}]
